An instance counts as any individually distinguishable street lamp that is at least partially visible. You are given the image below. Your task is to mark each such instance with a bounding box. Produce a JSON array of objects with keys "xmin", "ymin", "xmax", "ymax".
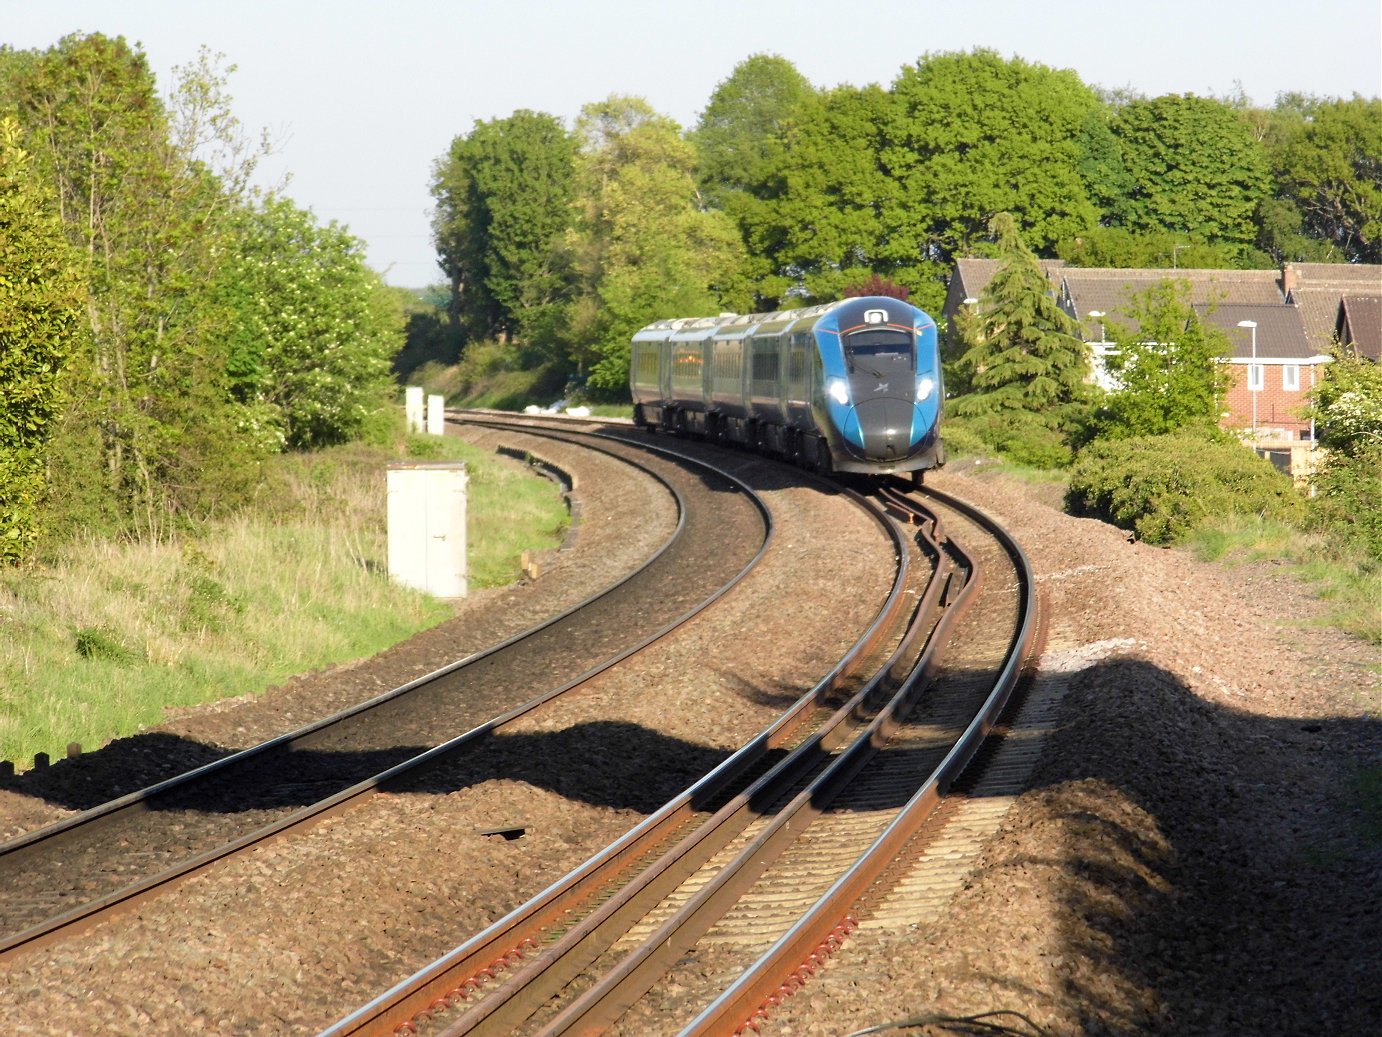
[{"xmin": 1237, "ymin": 320, "xmax": 1258, "ymax": 436}]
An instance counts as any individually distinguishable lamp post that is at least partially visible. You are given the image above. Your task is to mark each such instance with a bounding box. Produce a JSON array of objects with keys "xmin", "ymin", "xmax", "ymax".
[{"xmin": 1237, "ymin": 320, "xmax": 1258, "ymax": 437}]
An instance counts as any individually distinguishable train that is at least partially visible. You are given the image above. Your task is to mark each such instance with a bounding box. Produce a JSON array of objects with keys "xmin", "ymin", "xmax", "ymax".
[{"xmin": 630, "ymin": 295, "xmax": 945, "ymax": 479}]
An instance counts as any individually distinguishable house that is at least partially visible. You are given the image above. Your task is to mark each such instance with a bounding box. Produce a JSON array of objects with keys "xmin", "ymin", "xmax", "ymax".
[
  {"xmin": 941, "ymin": 259, "xmax": 1381, "ymax": 483},
  {"xmin": 942, "ymin": 258, "xmax": 1382, "ymax": 437},
  {"xmin": 1336, "ymin": 294, "xmax": 1381, "ymax": 362},
  {"xmin": 1282, "ymin": 262, "xmax": 1382, "ymax": 360},
  {"xmin": 1193, "ymin": 303, "xmax": 1325, "ymax": 441},
  {"xmin": 1055, "ymin": 267, "xmax": 1285, "ymax": 392}
]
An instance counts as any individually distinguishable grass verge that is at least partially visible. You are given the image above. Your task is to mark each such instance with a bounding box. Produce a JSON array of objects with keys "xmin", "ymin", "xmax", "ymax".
[
  {"xmin": 0, "ymin": 435, "xmax": 569, "ymax": 770},
  {"xmin": 1184, "ymin": 514, "xmax": 1382, "ymax": 646}
]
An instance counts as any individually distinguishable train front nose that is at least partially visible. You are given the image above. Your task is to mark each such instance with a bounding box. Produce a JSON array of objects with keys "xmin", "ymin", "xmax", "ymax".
[{"xmin": 852, "ymin": 397, "xmax": 916, "ymax": 461}]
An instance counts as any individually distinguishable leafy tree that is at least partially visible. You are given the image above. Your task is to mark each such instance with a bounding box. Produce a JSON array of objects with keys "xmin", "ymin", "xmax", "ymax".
[
  {"xmin": 216, "ymin": 196, "xmax": 401, "ymax": 449},
  {"xmin": 951, "ymin": 213, "xmax": 1091, "ymax": 421},
  {"xmin": 843, "ymin": 274, "xmax": 909, "ymax": 300},
  {"xmin": 431, "ymin": 110, "xmax": 576, "ymax": 343},
  {"xmin": 567, "ymin": 96, "xmax": 748, "ymax": 393},
  {"xmin": 1267, "ymin": 96, "xmax": 1382, "ymax": 264},
  {"xmin": 691, "ymin": 53, "xmax": 814, "ymax": 210},
  {"xmin": 753, "ymin": 83, "xmax": 913, "ymax": 306},
  {"xmin": 1057, "ymin": 226, "xmax": 1256, "ymax": 269},
  {"xmin": 691, "ymin": 54, "xmax": 815, "ymax": 306},
  {"xmin": 5, "ymin": 33, "xmax": 262, "ymax": 532},
  {"xmin": 1306, "ymin": 350, "xmax": 1382, "ymax": 559},
  {"xmin": 889, "ymin": 50, "xmax": 1103, "ymax": 267},
  {"xmin": 1087, "ymin": 280, "xmax": 1231, "ymax": 439},
  {"xmin": 392, "ymin": 285, "xmax": 459, "ymax": 382},
  {"xmin": 1111, "ymin": 93, "xmax": 1271, "ymax": 258},
  {"xmin": 0, "ymin": 116, "xmax": 84, "ymax": 561}
]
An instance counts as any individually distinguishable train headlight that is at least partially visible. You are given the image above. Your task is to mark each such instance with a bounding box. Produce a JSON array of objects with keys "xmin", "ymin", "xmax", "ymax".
[
  {"xmin": 916, "ymin": 376, "xmax": 936, "ymax": 401},
  {"xmin": 827, "ymin": 378, "xmax": 850, "ymax": 405}
]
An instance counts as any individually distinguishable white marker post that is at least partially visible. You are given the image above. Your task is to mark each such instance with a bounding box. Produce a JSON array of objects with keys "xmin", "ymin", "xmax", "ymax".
[
  {"xmin": 427, "ymin": 394, "xmax": 445, "ymax": 435},
  {"xmin": 404, "ymin": 385, "xmax": 424, "ymax": 433}
]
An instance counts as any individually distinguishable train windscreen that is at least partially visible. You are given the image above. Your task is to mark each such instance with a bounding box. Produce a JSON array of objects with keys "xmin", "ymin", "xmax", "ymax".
[{"xmin": 845, "ymin": 329, "xmax": 913, "ymax": 369}]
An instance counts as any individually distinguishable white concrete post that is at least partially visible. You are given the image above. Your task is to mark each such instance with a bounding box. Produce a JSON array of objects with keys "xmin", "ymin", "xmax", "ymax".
[
  {"xmin": 404, "ymin": 385, "xmax": 425, "ymax": 433},
  {"xmin": 427, "ymin": 394, "xmax": 445, "ymax": 436}
]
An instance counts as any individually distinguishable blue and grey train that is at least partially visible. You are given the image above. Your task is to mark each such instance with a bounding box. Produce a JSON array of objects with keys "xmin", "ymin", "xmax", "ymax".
[{"xmin": 630, "ymin": 295, "xmax": 944, "ymax": 479}]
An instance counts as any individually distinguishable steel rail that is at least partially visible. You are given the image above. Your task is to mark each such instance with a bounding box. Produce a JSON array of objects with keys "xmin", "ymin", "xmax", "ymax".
[
  {"xmin": 0, "ymin": 433, "xmax": 766, "ymax": 962},
  {"xmin": 677, "ymin": 482, "xmax": 1039, "ymax": 1037},
  {"xmin": 317, "ymin": 483, "xmax": 924, "ymax": 1037},
  {"xmin": 521, "ymin": 497, "xmax": 969, "ymax": 1036}
]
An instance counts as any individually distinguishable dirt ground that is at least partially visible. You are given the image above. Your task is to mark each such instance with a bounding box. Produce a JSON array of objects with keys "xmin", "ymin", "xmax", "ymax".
[{"xmin": 761, "ymin": 462, "xmax": 1381, "ymax": 1037}]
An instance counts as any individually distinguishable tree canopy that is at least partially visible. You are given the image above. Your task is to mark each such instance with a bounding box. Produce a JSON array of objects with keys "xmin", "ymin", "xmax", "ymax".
[
  {"xmin": 0, "ymin": 116, "xmax": 84, "ymax": 560},
  {"xmin": 568, "ymin": 96, "xmax": 748, "ymax": 391},
  {"xmin": 1090, "ymin": 280, "xmax": 1231, "ymax": 440}
]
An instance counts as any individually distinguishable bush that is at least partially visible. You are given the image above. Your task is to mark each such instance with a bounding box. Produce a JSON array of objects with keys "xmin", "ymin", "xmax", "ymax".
[
  {"xmin": 945, "ymin": 411, "xmax": 1074, "ymax": 468},
  {"xmin": 1310, "ymin": 441, "xmax": 1382, "ymax": 561},
  {"xmin": 1066, "ymin": 432, "xmax": 1306, "ymax": 544}
]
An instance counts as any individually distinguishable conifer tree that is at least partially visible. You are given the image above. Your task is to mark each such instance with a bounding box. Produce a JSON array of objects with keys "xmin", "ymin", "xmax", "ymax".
[{"xmin": 953, "ymin": 213, "xmax": 1090, "ymax": 420}]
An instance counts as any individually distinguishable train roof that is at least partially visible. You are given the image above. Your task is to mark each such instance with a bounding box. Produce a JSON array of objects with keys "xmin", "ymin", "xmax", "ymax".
[{"xmin": 633, "ymin": 297, "xmax": 932, "ymax": 339}]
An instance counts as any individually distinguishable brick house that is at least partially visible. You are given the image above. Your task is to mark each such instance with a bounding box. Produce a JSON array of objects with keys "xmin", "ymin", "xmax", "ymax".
[
  {"xmin": 941, "ymin": 259, "xmax": 1382, "ymax": 441},
  {"xmin": 1194, "ymin": 303, "xmax": 1326, "ymax": 440}
]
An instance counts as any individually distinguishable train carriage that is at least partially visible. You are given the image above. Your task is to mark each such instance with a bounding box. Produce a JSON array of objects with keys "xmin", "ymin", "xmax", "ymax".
[{"xmin": 632, "ymin": 295, "xmax": 943, "ymax": 479}]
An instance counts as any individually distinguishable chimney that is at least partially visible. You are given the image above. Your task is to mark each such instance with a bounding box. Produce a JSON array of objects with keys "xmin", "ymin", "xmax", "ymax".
[{"xmin": 1281, "ymin": 262, "xmax": 1299, "ymax": 300}]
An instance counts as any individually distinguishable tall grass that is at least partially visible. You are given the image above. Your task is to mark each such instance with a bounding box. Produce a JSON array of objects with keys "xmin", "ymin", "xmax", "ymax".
[
  {"xmin": 0, "ymin": 436, "xmax": 568, "ymax": 769},
  {"xmin": 1181, "ymin": 514, "xmax": 1380, "ymax": 646}
]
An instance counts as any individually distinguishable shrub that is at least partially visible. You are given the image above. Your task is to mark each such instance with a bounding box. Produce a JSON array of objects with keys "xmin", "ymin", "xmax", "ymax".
[
  {"xmin": 1066, "ymin": 432, "xmax": 1306, "ymax": 544},
  {"xmin": 1310, "ymin": 441, "xmax": 1382, "ymax": 561},
  {"xmin": 945, "ymin": 411, "xmax": 1074, "ymax": 468}
]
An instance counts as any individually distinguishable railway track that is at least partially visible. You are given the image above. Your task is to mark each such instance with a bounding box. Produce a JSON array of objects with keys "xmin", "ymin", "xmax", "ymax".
[
  {"xmin": 315, "ymin": 468, "xmax": 1040, "ymax": 1037},
  {"xmin": 0, "ymin": 429, "xmax": 773, "ymax": 962}
]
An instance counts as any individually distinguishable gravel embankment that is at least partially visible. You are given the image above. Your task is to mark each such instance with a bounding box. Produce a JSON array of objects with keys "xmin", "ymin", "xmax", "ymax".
[{"xmin": 1, "ymin": 438, "xmax": 1377, "ymax": 1037}]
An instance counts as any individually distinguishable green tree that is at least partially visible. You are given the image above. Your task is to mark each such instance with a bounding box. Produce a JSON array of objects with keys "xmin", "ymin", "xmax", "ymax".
[
  {"xmin": 431, "ymin": 110, "xmax": 576, "ymax": 343},
  {"xmin": 1089, "ymin": 280, "xmax": 1231, "ymax": 439},
  {"xmin": 756, "ymin": 83, "xmax": 913, "ymax": 306},
  {"xmin": 0, "ymin": 116, "xmax": 84, "ymax": 561},
  {"xmin": 889, "ymin": 50, "xmax": 1103, "ymax": 267},
  {"xmin": 216, "ymin": 196, "xmax": 401, "ymax": 449},
  {"xmin": 1306, "ymin": 350, "xmax": 1382, "ymax": 558},
  {"xmin": 691, "ymin": 53, "xmax": 814, "ymax": 210},
  {"xmin": 567, "ymin": 96, "xmax": 748, "ymax": 393},
  {"xmin": 691, "ymin": 54, "xmax": 815, "ymax": 307},
  {"xmin": 950, "ymin": 214, "xmax": 1091, "ymax": 463},
  {"xmin": 1112, "ymin": 93, "xmax": 1270, "ymax": 258},
  {"xmin": 1057, "ymin": 226, "xmax": 1254, "ymax": 269},
  {"xmin": 5, "ymin": 33, "xmax": 260, "ymax": 532},
  {"xmin": 1267, "ymin": 96, "xmax": 1382, "ymax": 264}
]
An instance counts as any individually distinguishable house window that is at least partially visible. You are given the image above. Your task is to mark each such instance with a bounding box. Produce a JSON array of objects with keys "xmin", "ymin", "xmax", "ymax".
[
  {"xmin": 1248, "ymin": 364, "xmax": 1264, "ymax": 391},
  {"xmin": 1283, "ymin": 364, "xmax": 1300, "ymax": 391}
]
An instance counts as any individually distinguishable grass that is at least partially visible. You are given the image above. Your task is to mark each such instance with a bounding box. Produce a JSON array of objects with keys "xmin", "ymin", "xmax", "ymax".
[
  {"xmin": 1184, "ymin": 514, "xmax": 1382, "ymax": 645},
  {"xmin": 946, "ymin": 449, "xmax": 1380, "ymax": 647},
  {"xmin": 0, "ymin": 434, "xmax": 569, "ymax": 770}
]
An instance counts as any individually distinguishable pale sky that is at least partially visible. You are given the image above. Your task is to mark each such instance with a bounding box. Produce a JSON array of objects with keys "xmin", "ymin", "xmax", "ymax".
[{"xmin": 5, "ymin": 0, "xmax": 1380, "ymax": 288}]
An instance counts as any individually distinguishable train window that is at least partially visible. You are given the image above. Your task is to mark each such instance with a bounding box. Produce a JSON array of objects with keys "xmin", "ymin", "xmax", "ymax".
[
  {"xmin": 846, "ymin": 329, "xmax": 912, "ymax": 356},
  {"xmin": 752, "ymin": 344, "xmax": 780, "ymax": 384}
]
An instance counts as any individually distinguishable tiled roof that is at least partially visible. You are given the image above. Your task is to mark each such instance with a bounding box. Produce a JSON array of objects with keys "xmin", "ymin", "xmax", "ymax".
[
  {"xmin": 1193, "ymin": 304, "xmax": 1315, "ymax": 361},
  {"xmin": 1061, "ymin": 268, "xmax": 1284, "ymax": 335},
  {"xmin": 1339, "ymin": 294, "xmax": 1382, "ymax": 361},
  {"xmin": 949, "ymin": 257, "xmax": 1065, "ymax": 303},
  {"xmin": 1287, "ymin": 263, "xmax": 1382, "ymax": 288},
  {"xmin": 1288, "ymin": 266, "xmax": 1382, "ymax": 355}
]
